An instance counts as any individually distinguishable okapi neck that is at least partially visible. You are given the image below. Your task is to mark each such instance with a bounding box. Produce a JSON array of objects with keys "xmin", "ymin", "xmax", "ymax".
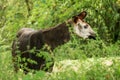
[{"xmin": 41, "ymin": 22, "xmax": 71, "ymax": 50}]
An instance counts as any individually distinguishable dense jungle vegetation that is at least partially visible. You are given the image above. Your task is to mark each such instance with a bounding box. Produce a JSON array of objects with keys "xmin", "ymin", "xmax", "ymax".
[{"xmin": 1, "ymin": 0, "xmax": 120, "ymax": 80}]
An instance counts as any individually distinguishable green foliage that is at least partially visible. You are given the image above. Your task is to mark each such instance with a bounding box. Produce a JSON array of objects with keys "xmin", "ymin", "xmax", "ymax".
[
  {"xmin": 1, "ymin": 0, "xmax": 120, "ymax": 80},
  {"xmin": 43, "ymin": 58, "xmax": 120, "ymax": 80}
]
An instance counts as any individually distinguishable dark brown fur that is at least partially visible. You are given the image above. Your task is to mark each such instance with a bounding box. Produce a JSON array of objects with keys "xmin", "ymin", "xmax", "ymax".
[{"xmin": 12, "ymin": 22, "xmax": 70, "ymax": 73}]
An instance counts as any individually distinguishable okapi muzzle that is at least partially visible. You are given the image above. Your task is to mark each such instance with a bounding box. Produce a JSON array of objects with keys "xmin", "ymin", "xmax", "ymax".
[{"xmin": 12, "ymin": 11, "xmax": 96, "ymax": 73}]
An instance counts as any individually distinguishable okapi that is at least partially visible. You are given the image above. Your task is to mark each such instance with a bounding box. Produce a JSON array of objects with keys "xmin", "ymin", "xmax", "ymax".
[{"xmin": 12, "ymin": 11, "xmax": 96, "ymax": 73}]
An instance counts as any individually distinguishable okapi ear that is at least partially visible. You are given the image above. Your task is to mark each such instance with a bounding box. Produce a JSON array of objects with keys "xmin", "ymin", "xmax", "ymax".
[
  {"xmin": 77, "ymin": 11, "xmax": 87, "ymax": 19},
  {"xmin": 72, "ymin": 16, "xmax": 79, "ymax": 23}
]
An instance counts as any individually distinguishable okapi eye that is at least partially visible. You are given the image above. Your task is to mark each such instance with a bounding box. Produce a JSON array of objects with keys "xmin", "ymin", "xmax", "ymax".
[{"xmin": 84, "ymin": 25, "xmax": 88, "ymax": 29}]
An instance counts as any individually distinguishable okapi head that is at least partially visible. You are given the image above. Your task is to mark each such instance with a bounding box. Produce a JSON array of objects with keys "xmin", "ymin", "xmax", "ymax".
[{"xmin": 72, "ymin": 11, "xmax": 96, "ymax": 39}]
